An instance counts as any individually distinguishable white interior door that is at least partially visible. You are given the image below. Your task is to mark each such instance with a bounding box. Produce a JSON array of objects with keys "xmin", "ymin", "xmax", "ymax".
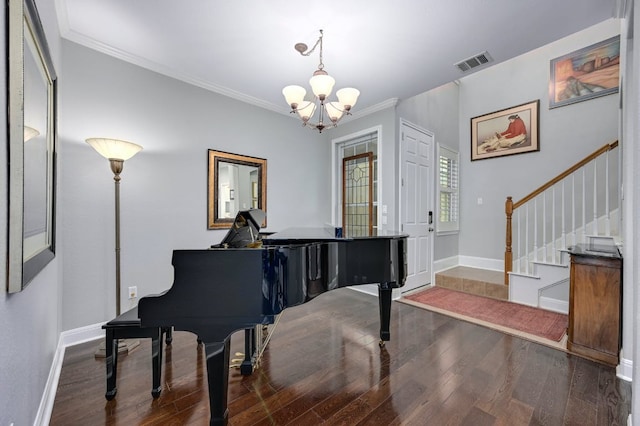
[{"xmin": 400, "ymin": 121, "xmax": 434, "ymax": 292}]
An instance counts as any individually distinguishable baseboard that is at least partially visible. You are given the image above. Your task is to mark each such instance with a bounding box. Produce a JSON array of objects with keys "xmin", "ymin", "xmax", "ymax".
[
  {"xmin": 33, "ymin": 335, "xmax": 66, "ymax": 426},
  {"xmin": 434, "ymin": 255, "xmax": 459, "ymax": 273},
  {"xmin": 434, "ymin": 256, "xmax": 505, "ymax": 274},
  {"xmin": 457, "ymin": 255, "xmax": 504, "ymax": 271},
  {"xmin": 35, "ymin": 322, "xmax": 105, "ymax": 426},
  {"xmin": 617, "ymin": 348, "xmax": 633, "ymax": 382},
  {"xmin": 539, "ymin": 296, "xmax": 569, "ymax": 314}
]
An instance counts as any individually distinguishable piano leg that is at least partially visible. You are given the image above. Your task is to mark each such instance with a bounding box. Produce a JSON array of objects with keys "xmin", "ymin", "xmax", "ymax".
[
  {"xmin": 378, "ymin": 283, "xmax": 393, "ymax": 347},
  {"xmin": 162, "ymin": 326, "xmax": 173, "ymax": 345},
  {"xmin": 240, "ymin": 328, "xmax": 255, "ymax": 376},
  {"xmin": 151, "ymin": 327, "xmax": 163, "ymax": 398},
  {"xmin": 104, "ymin": 330, "xmax": 117, "ymax": 400},
  {"xmin": 204, "ymin": 339, "xmax": 231, "ymax": 426}
]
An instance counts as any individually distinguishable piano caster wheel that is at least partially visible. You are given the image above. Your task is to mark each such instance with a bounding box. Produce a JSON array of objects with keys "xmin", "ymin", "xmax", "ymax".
[
  {"xmin": 151, "ymin": 387, "xmax": 162, "ymax": 398},
  {"xmin": 379, "ymin": 340, "xmax": 385, "ymax": 348},
  {"xmin": 240, "ymin": 363, "xmax": 254, "ymax": 376},
  {"xmin": 105, "ymin": 389, "xmax": 117, "ymax": 401}
]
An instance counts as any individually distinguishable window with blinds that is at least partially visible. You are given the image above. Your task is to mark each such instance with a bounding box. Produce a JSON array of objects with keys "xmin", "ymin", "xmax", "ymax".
[{"xmin": 437, "ymin": 144, "xmax": 459, "ymax": 234}]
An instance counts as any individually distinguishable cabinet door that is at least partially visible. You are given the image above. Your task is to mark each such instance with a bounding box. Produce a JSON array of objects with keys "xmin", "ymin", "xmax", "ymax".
[{"xmin": 570, "ymin": 259, "xmax": 620, "ymax": 358}]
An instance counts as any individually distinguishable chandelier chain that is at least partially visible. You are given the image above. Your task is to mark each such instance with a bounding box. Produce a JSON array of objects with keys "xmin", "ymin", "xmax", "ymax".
[
  {"xmin": 283, "ymin": 29, "xmax": 359, "ymax": 133},
  {"xmin": 299, "ymin": 29, "xmax": 325, "ymax": 70}
]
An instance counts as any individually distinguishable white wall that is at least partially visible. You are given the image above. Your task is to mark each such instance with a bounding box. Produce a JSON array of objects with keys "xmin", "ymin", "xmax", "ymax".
[
  {"xmin": 626, "ymin": 1, "xmax": 640, "ymax": 421},
  {"xmin": 59, "ymin": 41, "xmax": 334, "ymax": 331},
  {"xmin": 458, "ymin": 19, "xmax": 621, "ymax": 262}
]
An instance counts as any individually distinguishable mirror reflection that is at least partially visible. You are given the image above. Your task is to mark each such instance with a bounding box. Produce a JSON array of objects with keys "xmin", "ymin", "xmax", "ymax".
[
  {"xmin": 23, "ymin": 21, "xmax": 51, "ymax": 261},
  {"xmin": 208, "ymin": 150, "xmax": 266, "ymax": 229},
  {"xmin": 217, "ymin": 162, "xmax": 260, "ymax": 219},
  {"xmin": 7, "ymin": 0, "xmax": 58, "ymax": 292}
]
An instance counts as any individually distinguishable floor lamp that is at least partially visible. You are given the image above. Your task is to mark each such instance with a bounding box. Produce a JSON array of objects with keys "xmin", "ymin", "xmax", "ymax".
[{"xmin": 87, "ymin": 137, "xmax": 143, "ymax": 356}]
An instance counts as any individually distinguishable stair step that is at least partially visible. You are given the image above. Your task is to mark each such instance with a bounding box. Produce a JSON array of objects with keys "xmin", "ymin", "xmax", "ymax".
[{"xmin": 435, "ymin": 266, "xmax": 507, "ymax": 301}]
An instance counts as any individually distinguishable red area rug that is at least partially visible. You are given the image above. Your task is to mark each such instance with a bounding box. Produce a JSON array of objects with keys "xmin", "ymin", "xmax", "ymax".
[{"xmin": 404, "ymin": 287, "xmax": 568, "ymax": 342}]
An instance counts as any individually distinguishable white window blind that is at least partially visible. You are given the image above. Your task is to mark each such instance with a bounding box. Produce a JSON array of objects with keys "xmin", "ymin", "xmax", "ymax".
[{"xmin": 437, "ymin": 144, "xmax": 459, "ymax": 234}]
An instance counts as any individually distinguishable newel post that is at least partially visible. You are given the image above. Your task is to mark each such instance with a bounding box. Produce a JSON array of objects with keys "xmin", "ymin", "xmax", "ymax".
[{"xmin": 505, "ymin": 196, "xmax": 513, "ymax": 285}]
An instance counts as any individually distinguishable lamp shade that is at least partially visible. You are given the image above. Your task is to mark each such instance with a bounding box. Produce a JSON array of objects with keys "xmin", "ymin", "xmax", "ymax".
[
  {"xmin": 309, "ymin": 72, "xmax": 335, "ymax": 99},
  {"xmin": 282, "ymin": 85, "xmax": 306, "ymax": 108},
  {"xmin": 296, "ymin": 101, "xmax": 316, "ymax": 121},
  {"xmin": 23, "ymin": 126, "xmax": 40, "ymax": 142},
  {"xmin": 336, "ymin": 88, "xmax": 360, "ymax": 109},
  {"xmin": 86, "ymin": 138, "xmax": 143, "ymax": 161},
  {"xmin": 326, "ymin": 102, "xmax": 344, "ymax": 122}
]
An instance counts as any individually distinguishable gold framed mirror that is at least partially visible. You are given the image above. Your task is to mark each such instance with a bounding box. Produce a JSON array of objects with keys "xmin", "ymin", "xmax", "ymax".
[
  {"xmin": 207, "ymin": 150, "xmax": 267, "ymax": 229},
  {"xmin": 7, "ymin": 0, "xmax": 58, "ymax": 292}
]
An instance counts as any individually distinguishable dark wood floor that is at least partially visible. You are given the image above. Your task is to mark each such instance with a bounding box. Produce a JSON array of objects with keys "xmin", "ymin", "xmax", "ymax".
[{"xmin": 50, "ymin": 288, "xmax": 631, "ymax": 425}]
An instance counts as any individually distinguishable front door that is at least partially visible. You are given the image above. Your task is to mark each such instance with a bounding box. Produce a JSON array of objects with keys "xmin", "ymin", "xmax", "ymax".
[{"xmin": 400, "ymin": 121, "xmax": 434, "ymax": 292}]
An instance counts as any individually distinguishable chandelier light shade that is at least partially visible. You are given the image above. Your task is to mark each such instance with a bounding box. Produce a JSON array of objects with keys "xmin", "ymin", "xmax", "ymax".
[{"xmin": 283, "ymin": 29, "xmax": 360, "ymax": 133}]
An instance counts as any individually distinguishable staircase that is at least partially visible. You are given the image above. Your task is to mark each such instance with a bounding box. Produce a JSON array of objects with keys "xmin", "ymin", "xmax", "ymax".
[
  {"xmin": 435, "ymin": 266, "xmax": 507, "ymax": 300},
  {"xmin": 505, "ymin": 141, "xmax": 620, "ymax": 313}
]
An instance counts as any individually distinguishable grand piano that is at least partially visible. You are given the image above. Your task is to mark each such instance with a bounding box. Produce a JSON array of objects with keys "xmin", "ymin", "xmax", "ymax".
[{"xmin": 138, "ymin": 209, "xmax": 407, "ymax": 425}]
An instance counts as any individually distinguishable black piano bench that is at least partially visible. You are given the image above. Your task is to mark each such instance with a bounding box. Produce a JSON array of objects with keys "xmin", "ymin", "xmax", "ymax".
[{"xmin": 102, "ymin": 306, "xmax": 172, "ymax": 400}]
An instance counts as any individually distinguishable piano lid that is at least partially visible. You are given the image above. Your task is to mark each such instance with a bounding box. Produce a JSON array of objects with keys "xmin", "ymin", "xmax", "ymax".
[
  {"xmin": 262, "ymin": 226, "xmax": 407, "ymax": 245},
  {"xmin": 217, "ymin": 209, "xmax": 266, "ymax": 248}
]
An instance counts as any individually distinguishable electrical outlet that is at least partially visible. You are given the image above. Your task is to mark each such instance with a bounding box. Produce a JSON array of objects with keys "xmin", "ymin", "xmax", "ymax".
[{"xmin": 128, "ymin": 286, "xmax": 137, "ymax": 299}]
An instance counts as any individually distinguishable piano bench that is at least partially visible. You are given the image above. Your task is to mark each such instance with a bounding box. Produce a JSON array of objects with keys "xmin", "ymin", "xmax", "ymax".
[{"xmin": 102, "ymin": 306, "xmax": 172, "ymax": 400}]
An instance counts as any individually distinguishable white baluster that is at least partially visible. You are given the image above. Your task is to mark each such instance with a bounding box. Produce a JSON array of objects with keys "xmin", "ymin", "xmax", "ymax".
[
  {"xmin": 552, "ymin": 186, "xmax": 556, "ymax": 263},
  {"xmin": 582, "ymin": 168, "xmax": 586, "ymax": 244},
  {"xmin": 543, "ymin": 191, "xmax": 547, "ymax": 262},
  {"xmin": 533, "ymin": 197, "xmax": 538, "ymax": 263},
  {"xmin": 516, "ymin": 209, "xmax": 521, "ymax": 273},
  {"xmin": 605, "ymin": 150, "xmax": 611, "ymax": 236},
  {"xmin": 593, "ymin": 160, "xmax": 598, "ymax": 235},
  {"xmin": 571, "ymin": 174, "xmax": 576, "ymax": 246},
  {"xmin": 524, "ymin": 205, "xmax": 529, "ymax": 274},
  {"xmin": 561, "ymin": 181, "xmax": 566, "ymax": 253}
]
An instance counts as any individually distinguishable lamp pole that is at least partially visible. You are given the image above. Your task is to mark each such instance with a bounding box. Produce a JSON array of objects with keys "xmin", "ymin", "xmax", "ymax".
[
  {"xmin": 87, "ymin": 138, "xmax": 142, "ymax": 356},
  {"xmin": 86, "ymin": 138, "xmax": 142, "ymax": 318},
  {"xmin": 110, "ymin": 158, "xmax": 124, "ymax": 316}
]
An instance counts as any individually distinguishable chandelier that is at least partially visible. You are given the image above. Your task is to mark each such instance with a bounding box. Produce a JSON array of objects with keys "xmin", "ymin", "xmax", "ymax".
[{"xmin": 282, "ymin": 30, "xmax": 360, "ymax": 133}]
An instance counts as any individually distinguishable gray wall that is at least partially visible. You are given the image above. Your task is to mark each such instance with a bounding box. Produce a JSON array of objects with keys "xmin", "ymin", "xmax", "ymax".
[
  {"xmin": 397, "ymin": 82, "xmax": 460, "ymax": 261},
  {"xmin": 0, "ymin": 6, "xmax": 632, "ymax": 426},
  {"xmin": 458, "ymin": 19, "xmax": 620, "ymax": 262},
  {"xmin": 0, "ymin": 1, "xmax": 63, "ymax": 425},
  {"xmin": 59, "ymin": 41, "xmax": 336, "ymax": 331}
]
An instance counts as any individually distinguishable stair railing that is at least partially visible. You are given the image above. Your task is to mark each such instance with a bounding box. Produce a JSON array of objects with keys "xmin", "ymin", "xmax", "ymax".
[{"xmin": 504, "ymin": 140, "xmax": 619, "ymax": 284}]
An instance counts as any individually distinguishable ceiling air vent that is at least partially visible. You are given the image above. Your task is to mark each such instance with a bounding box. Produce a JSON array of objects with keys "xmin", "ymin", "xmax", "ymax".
[{"xmin": 455, "ymin": 51, "xmax": 493, "ymax": 73}]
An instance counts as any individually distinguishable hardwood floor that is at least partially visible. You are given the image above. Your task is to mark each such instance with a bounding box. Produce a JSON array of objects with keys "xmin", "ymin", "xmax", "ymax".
[{"xmin": 50, "ymin": 288, "xmax": 631, "ymax": 425}]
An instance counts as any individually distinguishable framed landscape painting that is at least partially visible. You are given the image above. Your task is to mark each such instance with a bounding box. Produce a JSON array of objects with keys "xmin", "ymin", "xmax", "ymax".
[
  {"xmin": 471, "ymin": 100, "xmax": 539, "ymax": 161},
  {"xmin": 549, "ymin": 36, "xmax": 620, "ymax": 109}
]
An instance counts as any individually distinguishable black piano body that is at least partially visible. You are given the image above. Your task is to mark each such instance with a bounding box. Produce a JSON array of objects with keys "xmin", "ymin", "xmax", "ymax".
[{"xmin": 138, "ymin": 214, "xmax": 407, "ymax": 426}]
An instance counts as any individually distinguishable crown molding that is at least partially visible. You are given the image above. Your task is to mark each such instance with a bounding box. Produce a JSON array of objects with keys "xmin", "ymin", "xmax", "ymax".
[{"xmin": 57, "ymin": 7, "xmax": 399, "ymax": 123}]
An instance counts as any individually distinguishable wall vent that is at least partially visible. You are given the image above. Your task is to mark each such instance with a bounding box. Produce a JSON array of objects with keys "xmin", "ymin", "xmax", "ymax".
[{"xmin": 454, "ymin": 51, "xmax": 493, "ymax": 73}]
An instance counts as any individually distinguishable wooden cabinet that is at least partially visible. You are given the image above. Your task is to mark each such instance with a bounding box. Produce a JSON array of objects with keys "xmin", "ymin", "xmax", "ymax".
[{"xmin": 567, "ymin": 244, "xmax": 622, "ymax": 366}]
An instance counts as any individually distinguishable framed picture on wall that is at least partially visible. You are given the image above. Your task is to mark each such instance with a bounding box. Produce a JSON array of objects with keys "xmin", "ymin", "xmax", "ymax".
[
  {"xmin": 470, "ymin": 100, "xmax": 540, "ymax": 161},
  {"xmin": 549, "ymin": 36, "xmax": 620, "ymax": 109}
]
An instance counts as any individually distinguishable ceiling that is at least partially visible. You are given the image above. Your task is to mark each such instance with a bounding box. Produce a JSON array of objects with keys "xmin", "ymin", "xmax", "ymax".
[{"xmin": 55, "ymin": 0, "xmax": 619, "ymax": 118}]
